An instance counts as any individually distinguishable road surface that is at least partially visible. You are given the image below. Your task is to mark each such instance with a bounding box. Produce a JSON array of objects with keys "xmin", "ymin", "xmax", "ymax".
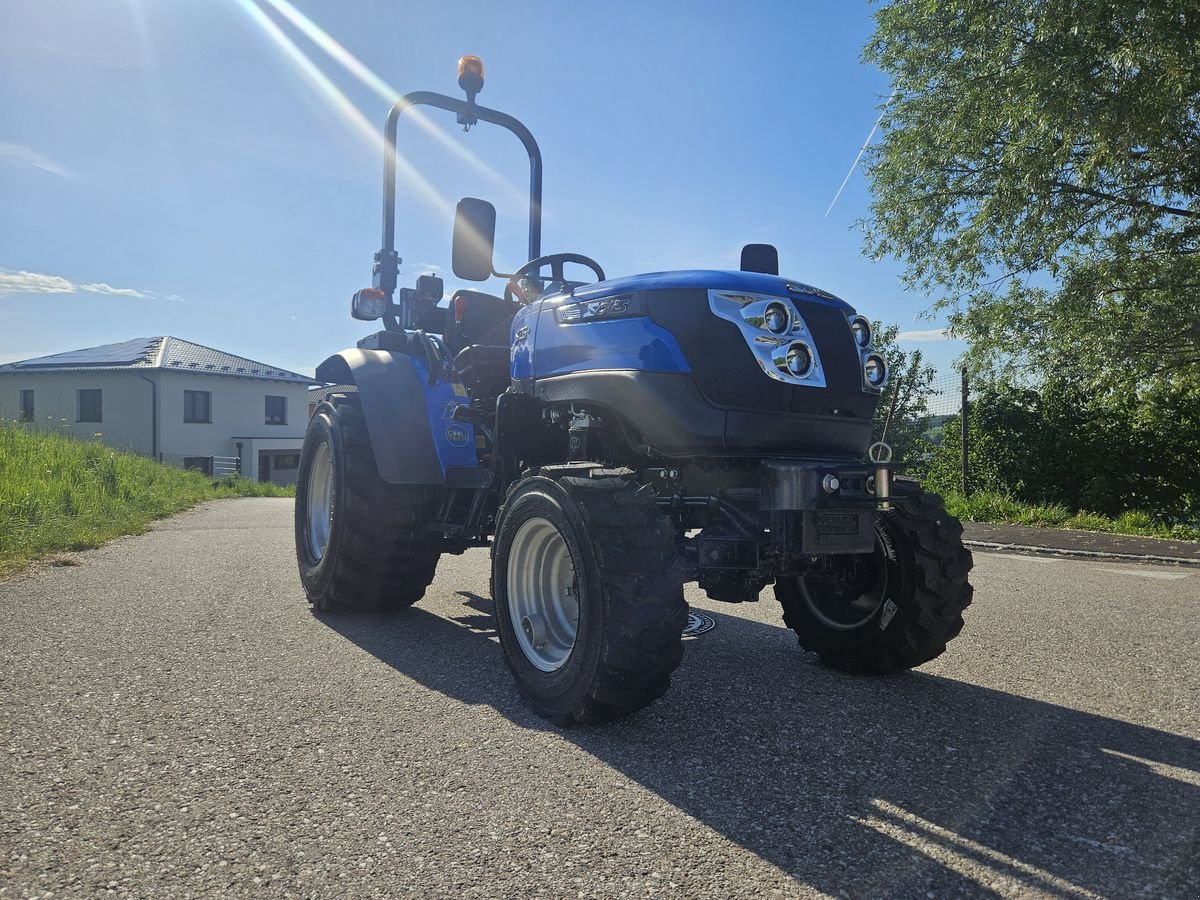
[{"xmin": 2, "ymin": 498, "xmax": 1197, "ymax": 898}]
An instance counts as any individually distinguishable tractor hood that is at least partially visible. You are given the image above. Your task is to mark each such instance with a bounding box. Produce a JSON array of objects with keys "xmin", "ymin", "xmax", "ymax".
[
  {"xmin": 571, "ymin": 269, "xmax": 853, "ymax": 312},
  {"xmin": 525, "ymin": 269, "xmax": 880, "ymax": 459}
]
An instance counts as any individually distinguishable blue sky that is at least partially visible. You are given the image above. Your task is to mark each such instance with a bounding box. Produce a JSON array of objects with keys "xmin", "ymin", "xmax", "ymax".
[{"xmin": 0, "ymin": 0, "xmax": 962, "ymax": 376}]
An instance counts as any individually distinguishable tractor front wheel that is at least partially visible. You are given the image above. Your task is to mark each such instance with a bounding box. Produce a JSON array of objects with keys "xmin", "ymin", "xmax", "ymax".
[
  {"xmin": 295, "ymin": 396, "xmax": 442, "ymax": 612},
  {"xmin": 775, "ymin": 482, "xmax": 973, "ymax": 673},
  {"xmin": 491, "ymin": 472, "xmax": 686, "ymax": 724}
]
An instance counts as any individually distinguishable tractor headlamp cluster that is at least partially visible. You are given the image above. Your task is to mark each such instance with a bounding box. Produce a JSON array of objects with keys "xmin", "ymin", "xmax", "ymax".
[
  {"xmin": 845, "ymin": 312, "xmax": 887, "ymax": 392},
  {"xmin": 707, "ymin": 290, "xmax": 827, "ymax": 387}
]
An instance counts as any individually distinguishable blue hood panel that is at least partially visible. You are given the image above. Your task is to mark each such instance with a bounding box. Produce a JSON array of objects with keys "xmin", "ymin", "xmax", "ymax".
[{"xmin": 571, "ymin": 270, "xmax": 852, "ymax": 310}]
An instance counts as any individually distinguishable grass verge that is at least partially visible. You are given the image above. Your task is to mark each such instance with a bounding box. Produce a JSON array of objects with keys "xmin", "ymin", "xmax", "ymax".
[
  {"xmin": 941, "ymin": 490, "xmax": 1200, "ymax": 542},
  {"xmin": 0, "ymin": 425, "xmax": 294, "ymax": 577}
]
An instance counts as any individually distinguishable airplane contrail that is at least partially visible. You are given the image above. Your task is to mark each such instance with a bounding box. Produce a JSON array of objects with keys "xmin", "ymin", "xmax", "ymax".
[{"xmin": 824, "ymin": 90, "xmax": 897, "ymax": 218}]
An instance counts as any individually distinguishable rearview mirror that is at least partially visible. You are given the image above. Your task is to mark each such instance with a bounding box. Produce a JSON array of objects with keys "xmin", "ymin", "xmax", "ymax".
[{"xmin": 452, "ymin": 197, "xmax": 496, "ymax": 281}]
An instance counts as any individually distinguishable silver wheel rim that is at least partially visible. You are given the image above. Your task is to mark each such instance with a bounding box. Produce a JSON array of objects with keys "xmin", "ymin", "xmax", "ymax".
[
  {"xmin": 506, "ymin": 516, "xmax": 579, "ymax": 672},
  {"xmin": 306, "ymin": 441, "xmax": 334, "ymax": 561}
]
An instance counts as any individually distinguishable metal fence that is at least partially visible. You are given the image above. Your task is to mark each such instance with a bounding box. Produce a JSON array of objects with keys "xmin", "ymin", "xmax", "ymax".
[
  {"xmin": 159, "ymin": 453, "xmax": 242, "ymax": 478},
  {"xmin": 877, "ymin": 368, "xmax": 971, "ymax": 495}
]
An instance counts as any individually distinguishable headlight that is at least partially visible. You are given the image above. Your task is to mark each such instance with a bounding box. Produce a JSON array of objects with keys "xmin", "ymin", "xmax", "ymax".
[
  {"xmin": 864, "ymin": 352, "xmax": 887, "ymax": 388},
  {"xmin": 764, "ymin": 302, "xmax": 790, "ymax": 335},
  {"xmin": 783, "ymin": 341, "xmax": 814, "ymax": 378},
  {"xmin": 849, "ymin": 315, "xmax": 871, "ymax": 348}
]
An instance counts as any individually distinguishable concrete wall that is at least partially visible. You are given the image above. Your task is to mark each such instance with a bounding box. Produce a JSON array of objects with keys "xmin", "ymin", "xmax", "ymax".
[
  {"xmin": 0, "ymin": 370, "xmax": 155, "ymax": 453},
  {"xmin": 156, "ymin": 372, "xmax": 308, "ymax": 462},
  {"xmin": 0, "ymin": 371, "xmax": 309, "ymax": 484}
]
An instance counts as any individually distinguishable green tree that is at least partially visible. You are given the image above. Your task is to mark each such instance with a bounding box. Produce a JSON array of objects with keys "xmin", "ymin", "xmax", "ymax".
[
  {"xmin": 870, "ymin": 321, "xmax": 936, "ymax": 463},
  {"xmin": 862, "ymin": 0, "xmax": 1199, "ymax": 387}
]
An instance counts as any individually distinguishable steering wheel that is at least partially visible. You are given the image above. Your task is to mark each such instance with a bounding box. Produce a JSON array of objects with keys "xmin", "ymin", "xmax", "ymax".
[{"xmin": 504, "ymin": 253, "xmax": 606, "ymax": 304}]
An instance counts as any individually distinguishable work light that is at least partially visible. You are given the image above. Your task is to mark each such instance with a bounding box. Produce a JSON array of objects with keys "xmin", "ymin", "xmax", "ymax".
[
  {"xmin": 864, "ymin": 353, "xmax": 887, "ymax": 387},
  {"xmin": 764, "ymin": 302, "xmax": 790, "ymax": 335},
  {"xmin": 849, "ymin": 315, "xmax": 872, "ymax": 348},
  {"xmin": 785, "ymin": 341, "xmax": 814, "ymax": 378}
]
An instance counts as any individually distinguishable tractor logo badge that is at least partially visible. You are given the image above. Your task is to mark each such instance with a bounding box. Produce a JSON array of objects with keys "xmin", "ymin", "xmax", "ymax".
[
  {"xmin": 445, "ymin": 424, "xmax": 469, "ymax": 447},
  {"xmin": 557, "ymin": 295, "xmax": 632, "ymax": 322}
]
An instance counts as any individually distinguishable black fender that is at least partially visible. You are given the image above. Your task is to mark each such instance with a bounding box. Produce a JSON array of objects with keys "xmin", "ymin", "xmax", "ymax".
[{"xmin": 316, "ymin": 348, "xmax": 442, "ymax": 484}]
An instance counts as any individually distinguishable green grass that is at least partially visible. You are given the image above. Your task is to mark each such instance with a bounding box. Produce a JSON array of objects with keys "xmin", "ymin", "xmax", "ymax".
[
  {"xmin": 941, "ymin": 490, "xmax": 1200, "ymax": 542},
  {"xmin": 0, "ymin": 425, "xmax": 294, "ymax": 577}
]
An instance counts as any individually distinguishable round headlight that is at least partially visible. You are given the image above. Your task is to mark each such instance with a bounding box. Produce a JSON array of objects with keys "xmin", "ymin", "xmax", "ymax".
[
  {"xmin": 784, "ymin": 341, "xmax": 813, "ymax": 378},
  {"xmin": 864, "ymin": 353, "xmax": 887, "ymax": 387},
  {"xmin": 764, "ymin": 302, "xmax": 790, "ymax": 335},
  {"xmin": 849, "ymin": 315, "xmax": 871, "ymax": 348}
]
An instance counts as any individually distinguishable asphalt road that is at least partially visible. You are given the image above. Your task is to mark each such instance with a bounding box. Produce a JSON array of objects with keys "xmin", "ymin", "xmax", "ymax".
[{"xmin": 1, "ymin": 498, "xmax": 1197, "ymax": 899}]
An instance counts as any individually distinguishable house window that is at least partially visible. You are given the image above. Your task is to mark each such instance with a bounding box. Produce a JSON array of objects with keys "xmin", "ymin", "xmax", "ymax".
[
  {"xmin": 19, "ymin": 390, "xmax": 34, "ymax": 422},
  {"xmin": 184, "ymin": 390, "xmax": 212, "ymax": 423},
  {"xmin": 77, "ymin": 389, "xmax": 102, "ymax": 423},
  {"xmin": 273, "ymin": 453, "xmax": 300, "ymax": 470},
  {"xmin": 265, "ymin": 395, "xmax": 287, "ymax": 425},
  {"xmin": 183, "ymin": 456, "xmax": 213, "ymax": 475}
]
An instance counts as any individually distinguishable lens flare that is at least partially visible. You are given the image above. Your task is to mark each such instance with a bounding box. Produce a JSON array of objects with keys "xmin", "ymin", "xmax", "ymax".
[
  {"xmin": 254, "ymin": 0, "xmax": 522, "ymax": 203},
  {"xmin": 231, "ymin": 0, "xmax": 449, "ymax": 215}
]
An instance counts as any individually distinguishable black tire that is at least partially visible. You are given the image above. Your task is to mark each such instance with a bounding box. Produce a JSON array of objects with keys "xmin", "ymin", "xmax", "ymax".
[
  {"xmin": 295, "ymin": 397, "xmax": 441, "ymax": 612},
  {"xmin": 491, "ymin": 471, "xmax": 687, "ymax": 724},
  {"xmin": 775, "ymin": 482, "xmax": 972, "ymax": 673}
]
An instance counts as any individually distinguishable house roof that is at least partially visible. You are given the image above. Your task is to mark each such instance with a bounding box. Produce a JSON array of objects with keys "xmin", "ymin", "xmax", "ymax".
[{"xmin": 0, "ymin": 337, "xmax": 318, "ymax": 385}]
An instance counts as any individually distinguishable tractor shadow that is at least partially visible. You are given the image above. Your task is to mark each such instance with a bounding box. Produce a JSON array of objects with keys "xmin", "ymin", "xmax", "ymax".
[{"xmin": 318, "ymin": 591, "xmax": 1199, "ymax": 897}]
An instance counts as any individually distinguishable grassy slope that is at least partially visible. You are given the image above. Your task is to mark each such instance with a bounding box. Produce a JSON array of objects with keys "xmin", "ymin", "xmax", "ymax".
[
  {"xmin": 942, "ymin": 490, "xmax": 1200, "ymax": 543},
  {"xmin": 0, "ymin": 425, "xmax": 293, "ymax": 577}
]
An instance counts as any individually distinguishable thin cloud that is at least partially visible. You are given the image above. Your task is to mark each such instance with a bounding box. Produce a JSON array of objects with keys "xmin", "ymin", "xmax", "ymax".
[
  {"xmin": 0, "ymin": 270, "xmax": 76, "ymax": 295},
  {"xmin": 897, "ymin": 328, "xmax": 952, "ymax": 342},
  {"xmin": 80, "ymin": 282, "xmax": 151, "ymax": 299},
  {"xmin": 0, "ymin": 143, "xmax": 76, "ymax": 180},
  {"xmin": 0, "ymin": 268, "xmax": 181, "ymax": 302}
]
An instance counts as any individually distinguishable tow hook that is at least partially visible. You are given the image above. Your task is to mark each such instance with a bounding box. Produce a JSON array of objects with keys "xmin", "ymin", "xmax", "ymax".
[{"xmin": 868, "ymin": 441, "xmax": 893, "ymax": 510}]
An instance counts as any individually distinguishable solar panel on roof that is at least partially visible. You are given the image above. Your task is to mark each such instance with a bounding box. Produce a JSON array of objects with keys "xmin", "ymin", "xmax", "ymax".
[{"xmin": 12, "ymin": 337, "xmax": 157, "ymax": 368}]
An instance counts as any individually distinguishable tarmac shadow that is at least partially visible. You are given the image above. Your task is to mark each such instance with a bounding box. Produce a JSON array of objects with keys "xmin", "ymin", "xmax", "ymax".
[{"xmin": 318, "ymin": 595, "xmax": 1199, "ymax": 897}]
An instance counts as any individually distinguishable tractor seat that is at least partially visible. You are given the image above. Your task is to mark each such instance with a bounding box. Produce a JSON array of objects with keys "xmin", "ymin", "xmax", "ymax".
[
  {"xmin": 452, "ymin": 344, "xmax": 511, "ymax": 401},
  {"xmin": 444, "ymin": 290, "xmax": 516, "ymax": 356}
]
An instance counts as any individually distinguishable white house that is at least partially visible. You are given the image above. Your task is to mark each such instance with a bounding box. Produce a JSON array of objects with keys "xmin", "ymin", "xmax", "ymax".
[{"xmin": 0, "ymin": 336, "xmax": 318, "ymax": 485}]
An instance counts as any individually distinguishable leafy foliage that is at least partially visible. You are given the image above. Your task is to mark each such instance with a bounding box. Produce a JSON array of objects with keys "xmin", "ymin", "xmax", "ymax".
[
  {"xmin": 863, "ymin": 0, "xmax": 1199, "ymax": 386},
  {"xmin": 920, "ymin": 377, "xmax": 1200, "ymax": 525},
  {"xmin": 869, "ymin": 320, "xmax": 936, "ymax": 462}
]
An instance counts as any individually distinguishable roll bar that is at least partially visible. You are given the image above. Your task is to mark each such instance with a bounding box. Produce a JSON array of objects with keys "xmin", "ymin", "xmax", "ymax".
[{"xmin": 372, "ymin": 91, "xmax": 543, "ymax": 297}]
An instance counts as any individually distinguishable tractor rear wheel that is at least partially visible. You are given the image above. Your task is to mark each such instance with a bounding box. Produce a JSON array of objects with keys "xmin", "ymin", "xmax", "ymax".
[
  {"xmin": 295, "ymin": 396, "xmax": 442, "ymax": 612},
  {"xmin": 774, "ymin": 481, "xmax": 972, "ymax": 673},
  {"xmin": 491, "ymin": 471, "xmax": 686, "ymax": 724}
]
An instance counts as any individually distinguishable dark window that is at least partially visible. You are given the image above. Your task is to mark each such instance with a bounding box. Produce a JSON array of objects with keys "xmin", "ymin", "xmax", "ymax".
[
  {"xmin": 184, "ymin": 390, "xmax": 212, "ymax": 423},
  {"xmin": 265, "ymin": 395, "xmax": 287, "ymax": 425},
  {"xmin": 273, "ymin": 453, "xmax": 299, "ymax": 470},
  {"xmin": 19, "ymin": 390, "xmax": 34, "ymax": 422},
  {"xmin": 183, "ymin": 456, "xmax": 213, "ymax": 475},
  {"xmin": 77, "ymin": 389, "xmax": 102, "ymax": 423}
]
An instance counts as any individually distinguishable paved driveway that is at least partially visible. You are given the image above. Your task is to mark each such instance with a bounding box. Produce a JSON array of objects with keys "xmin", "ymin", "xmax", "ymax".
[{"xmin": 2, "ymin": 498, "xmax": 1196, "ymax": 898}]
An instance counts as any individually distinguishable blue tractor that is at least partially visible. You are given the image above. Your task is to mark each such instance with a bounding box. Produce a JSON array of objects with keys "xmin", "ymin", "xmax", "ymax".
[{"xmin": 296, "ymin": 57, "xmax": 973, "ymax": 724}]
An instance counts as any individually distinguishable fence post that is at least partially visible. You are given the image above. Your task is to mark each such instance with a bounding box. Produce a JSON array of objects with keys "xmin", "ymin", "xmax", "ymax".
[{"xmin": 960, "ymin": 366, "xmax": 970, "ymax": 497}]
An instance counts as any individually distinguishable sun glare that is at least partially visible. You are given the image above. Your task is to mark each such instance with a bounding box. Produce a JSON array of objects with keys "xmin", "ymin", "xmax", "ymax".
[
  {"xmin": 231, "ymin": 0, "xmax": 449, "ymax": 215},
  {"xmin": 251, "ymin": 0, "xmax": 522, "ymax": 206}
]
